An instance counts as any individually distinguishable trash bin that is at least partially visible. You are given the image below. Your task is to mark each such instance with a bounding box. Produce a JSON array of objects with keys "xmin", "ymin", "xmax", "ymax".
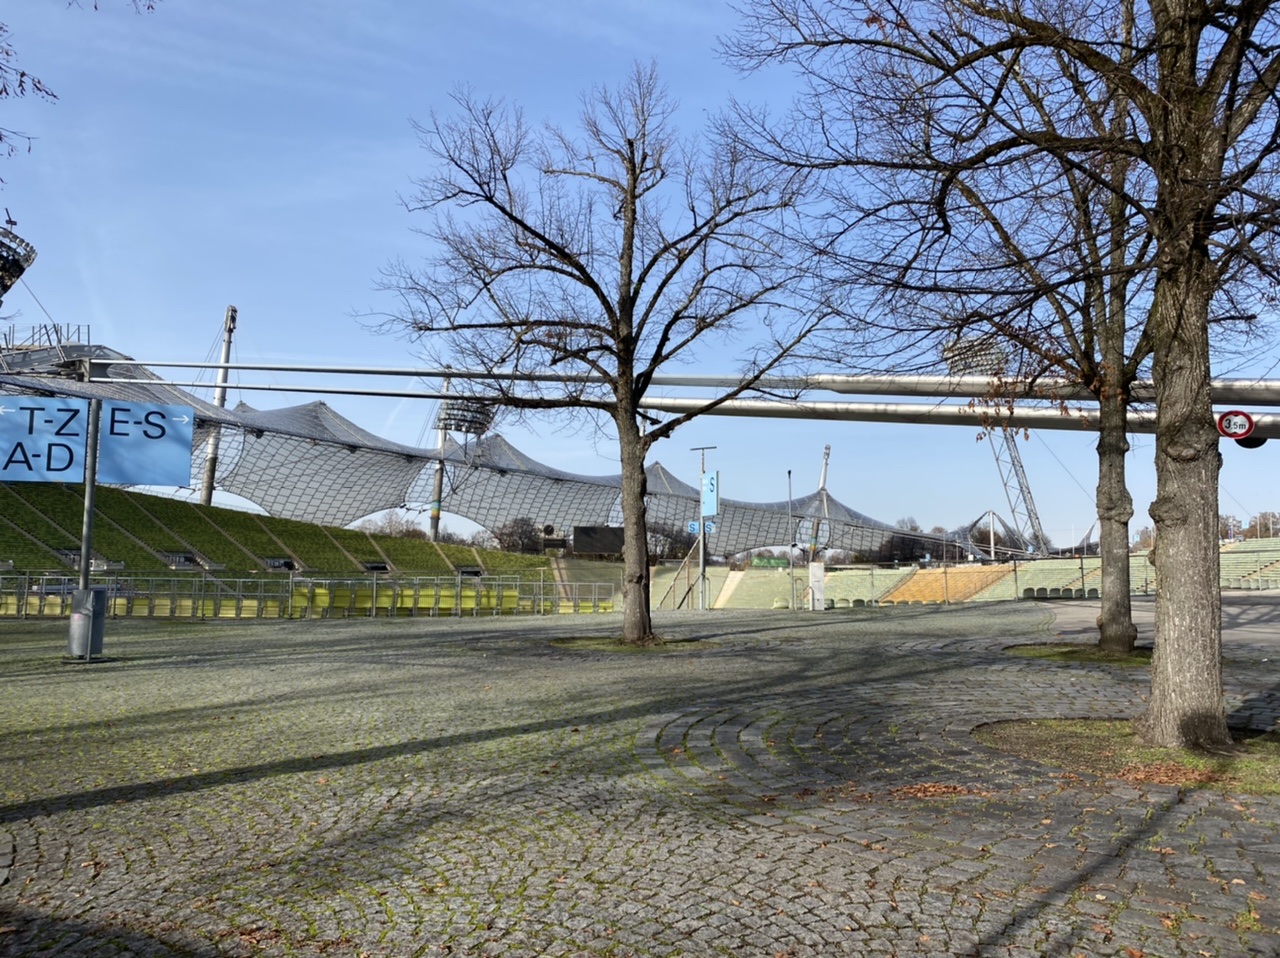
[{"xmin": 67, "ymin": 587, "xmax": 107, "ymax": 659}]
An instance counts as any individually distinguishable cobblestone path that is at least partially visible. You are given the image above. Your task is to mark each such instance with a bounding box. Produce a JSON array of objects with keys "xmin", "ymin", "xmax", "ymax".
[{"xmin": 2, "ymin": 600, "xmax": 1279, "ymax": 957}]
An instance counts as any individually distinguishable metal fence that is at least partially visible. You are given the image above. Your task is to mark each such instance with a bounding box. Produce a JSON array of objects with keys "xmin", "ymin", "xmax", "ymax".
[
  {"xmin": 1, "ymin": 573, "xmax": 620, "ymax": 620},
  {"xmin": 3, "ymin": 550, "xmax": 1276, "ymax": 621}
]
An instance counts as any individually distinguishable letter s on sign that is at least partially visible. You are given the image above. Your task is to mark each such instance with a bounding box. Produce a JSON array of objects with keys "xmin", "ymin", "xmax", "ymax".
[{"xmin": 142, "ymin": 410, "xmax": 168, "ymax": 439}]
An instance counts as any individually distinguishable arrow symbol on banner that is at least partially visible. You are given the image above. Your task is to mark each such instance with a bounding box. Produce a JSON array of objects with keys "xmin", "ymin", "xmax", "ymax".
[
  {"xmin": 172, "ymin": 415, "xmax": 190, "ymax": 424},
  {"xmin": 0, "ymin": 405, "xmax": 10, "ymax": 416}
]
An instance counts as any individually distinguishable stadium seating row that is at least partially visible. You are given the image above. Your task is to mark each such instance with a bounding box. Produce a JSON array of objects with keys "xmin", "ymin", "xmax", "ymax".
[
  {"xmin": 0, "ymin": 483, "xmax": 547, "ymax": 578},
  {"xmin": 1, "ymin": 575, "xmax": 614, "ymax": 619}
]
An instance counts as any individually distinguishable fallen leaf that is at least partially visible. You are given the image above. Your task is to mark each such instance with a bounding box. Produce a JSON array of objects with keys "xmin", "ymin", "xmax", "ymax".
[
  {"xmin": 1118, "ymin": 762, "xmax": 1217, "ymax": 785},
  {"xmin": 889, "ymin": 782, "xmax": 990, "ymax": 799}
]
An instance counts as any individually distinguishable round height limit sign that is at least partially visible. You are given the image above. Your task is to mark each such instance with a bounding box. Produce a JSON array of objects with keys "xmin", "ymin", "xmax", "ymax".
[{"xmin": 1217, "ymin": 409, "xmax": 1256, "ymax": 440}]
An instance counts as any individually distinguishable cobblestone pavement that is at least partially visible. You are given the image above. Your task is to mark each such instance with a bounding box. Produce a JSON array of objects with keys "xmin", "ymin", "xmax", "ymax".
[{"xmin": 3, "ymin": 597, "xmax": 1280, "ymax": 957}]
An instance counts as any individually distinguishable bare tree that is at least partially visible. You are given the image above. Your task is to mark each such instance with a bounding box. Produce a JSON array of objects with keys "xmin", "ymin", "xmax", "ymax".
[
  {"xmin": 0, "ymin": 23, "xmax": 55, "ymax": 168},
  {"xmin": 355, "ymin": 511, "xmax": 427, "ymax": 539},
  {"xmin": 725, "ymin": 0, "xmax": 1172, "ymax": 657},
  {"xmin": 726, "ymin": 0, "xmax": 1280, "ymax": 748},
  {"xmin": 377, "ymin": 63, "xmax": 828, "ymax": 645},
  {"xmin": 648, "ymin": 522, "xmax": 699, "ymax": 561},
  {"xmin": 493, "ymin": 517, "xmax": 543, "ymax": 555},
  {"xmin": 2, "ymin": 3, "xmax": 160, "ymax": 176},
  {"xmin": 1246, "ymin": 512, "xmax": 1280, "ymax": 539}
]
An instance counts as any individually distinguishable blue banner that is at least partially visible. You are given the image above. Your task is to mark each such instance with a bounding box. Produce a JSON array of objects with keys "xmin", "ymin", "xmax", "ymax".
[
  {"xmin": 0, "ymin": 395, "xmax": 89, "ymax": 482},
  {"xmin": 0, "ymin": 396, "xmax": 195, "ymax": 485},
  {"xmin": 700, "ymin": 470, "xmax": 719, "ymax": 518},
  {"xmin": 96, "ymin": 402, "xmax": 195, "ymax": 486}
]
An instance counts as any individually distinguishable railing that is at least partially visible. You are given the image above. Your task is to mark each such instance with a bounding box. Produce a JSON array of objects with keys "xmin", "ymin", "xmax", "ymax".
[
  {"xmin": 1218, "ymin": 547, "xmax": 1280, "ymax": 591},
  {"xmin": 4, "ymin": 552, "xmax": 1273, "ymax": 620},
  {"xmin": 0, "ymin": 573, "xmax": 619, "ymax": 620},
  {"xmin": 653, "ymin": 556, "xmax": 700, "ymax": 610}
]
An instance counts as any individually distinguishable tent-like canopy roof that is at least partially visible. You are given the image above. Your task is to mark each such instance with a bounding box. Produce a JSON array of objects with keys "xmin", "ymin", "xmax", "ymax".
[{"xmin": 1, "ymin": 341, "xmax": 965, "ymax": 557}]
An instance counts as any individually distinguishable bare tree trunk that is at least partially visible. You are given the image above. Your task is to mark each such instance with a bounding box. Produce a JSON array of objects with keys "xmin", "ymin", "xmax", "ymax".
[
  {"xmin": 1135, "ymin": 262, "xmax": 1229, "ymax": 748},
  {"xmin": 1095, "ymin": 61, "xmax": 1139, "ymax": 655},
  {"xmin": 617, "ymin": 415, "xmax": 657, "ymax": 646},
  {"xmin": 1096, "ymin": 386, "xmax": 1138, "ymax": 653}
]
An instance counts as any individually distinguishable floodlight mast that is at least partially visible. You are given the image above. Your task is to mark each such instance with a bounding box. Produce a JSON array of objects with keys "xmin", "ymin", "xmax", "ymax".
[
  {"xmin": 431, "ymin": 390, "xmax": 494, "ymax": 541},
  {"xmin": 429, "ymin": 379, "xmax": 449, "ymax": 541},
  {"xmin": 200, "ymin": 306, "xmax": 237, "ymax": 507},
  {"xmin": 0, "ymin": 221, "xmax": 37, "ymax": 308},
  {"xmin": 809, "ymin": 444, "xmax": 831, "ymax": 567}
]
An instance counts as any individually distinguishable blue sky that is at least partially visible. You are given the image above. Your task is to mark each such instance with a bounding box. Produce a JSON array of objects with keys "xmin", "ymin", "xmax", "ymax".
[{"xmin": 2, "ymin": 0, "xmax": 1275, "ymax": 544}]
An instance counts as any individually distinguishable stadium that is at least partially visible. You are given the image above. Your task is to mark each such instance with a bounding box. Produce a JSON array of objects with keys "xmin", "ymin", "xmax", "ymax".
[{"xmin": 2, "ymin": 326, "xmax": 1278, "ymax": 622}]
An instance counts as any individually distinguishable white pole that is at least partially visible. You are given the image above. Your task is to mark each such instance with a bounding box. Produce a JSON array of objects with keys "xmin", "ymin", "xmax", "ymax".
[
  {"xmin": 200, "ymin": 306, "xmax": 236, "ymax": 507},
  {"xmin": 691, "ymin": 446, "xmax": 715, "ymax": 611},
  {"xmin": 430, "ymin": 379, "xmax": 449, "ymax": 541},
  {"xmin": 698, "ymin": 528, "xmax": 707, "ymax": 611},
  {"xmin": 788, "ymin": 469, "xmax": 796, "ymax": 610}
]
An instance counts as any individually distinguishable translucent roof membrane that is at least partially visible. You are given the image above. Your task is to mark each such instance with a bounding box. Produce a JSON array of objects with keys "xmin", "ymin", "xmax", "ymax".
[{"xmin": 2, "ymin": 343, "xmax": 965, "ymax": 556}]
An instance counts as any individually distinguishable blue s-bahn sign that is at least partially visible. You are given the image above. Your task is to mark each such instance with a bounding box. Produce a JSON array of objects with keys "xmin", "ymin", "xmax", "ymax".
[
  {"xmin": 0, "ymin": 395, "xmax": 194, "ymax": 486},
  {"xmin": 96, "ymin": 402, "xmax": 194, "ymax": 485},
  {"xmin": 0, "ymin": 397, "xmax": 90, "ymax": 481}
]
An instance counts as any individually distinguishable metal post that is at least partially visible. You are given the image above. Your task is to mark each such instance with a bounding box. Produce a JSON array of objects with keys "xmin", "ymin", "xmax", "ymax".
[
  {"xmin": 698, "ymin": 529, "xmax": 707, "ymax": 610},
  {"xmin": 787, "ymin": 469, "xmax": 796, "ymax": 611},
  {"xmin": 430, "ymin": 379, "xmax": 449, "ymax": 541},
  {"xmin": 200, "ymin": 306, "xmax": 237, "ymax": 507},
  {"xmin": 78, "ymin": 399, "xmax": 101, "ymax": 593},
  {"xmin": 691, "ymin": 445, "xmax": 716, "ymax": 611},
  {"xmin": 68, "ymin": 399, "xmax": 103, "ymax": 661}
]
